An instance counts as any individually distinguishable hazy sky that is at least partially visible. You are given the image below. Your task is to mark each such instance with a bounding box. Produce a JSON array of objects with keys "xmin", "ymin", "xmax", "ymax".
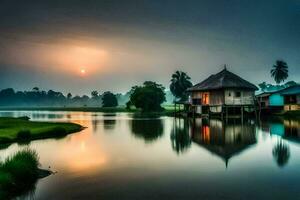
[{"xmin": 0, "ymin": 0, "xmax": 299, "ymax": 95}]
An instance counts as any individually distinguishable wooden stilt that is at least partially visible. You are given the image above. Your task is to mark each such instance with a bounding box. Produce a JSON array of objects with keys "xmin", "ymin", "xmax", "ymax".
[
  {"xmin": 174, "ymin": 103, "xmax": 176, "ymax": 116},
  {"xmin": 193, "ymin": 106, "xmax": 195, "ymax": 119},
  {"xmin": 241, "ymin": 106, "xmax": 244, "ymax": 125},
  {"xmin": 221, "ymin": 106, "xmax": 224, "ymax": 120},
  {"xmin": 225, "ymin": 106, "xmax": 228, "ymax": 123}
]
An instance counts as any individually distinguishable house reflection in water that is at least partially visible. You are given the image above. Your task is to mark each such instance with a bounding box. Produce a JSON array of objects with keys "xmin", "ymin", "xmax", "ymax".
[
  {"xmin": 263, "ymin": 118, "xmax": 300, "ymax": 144},
  {"xmin": 191, "ymin": 118, "xmax": 257, "ymax": 167}
]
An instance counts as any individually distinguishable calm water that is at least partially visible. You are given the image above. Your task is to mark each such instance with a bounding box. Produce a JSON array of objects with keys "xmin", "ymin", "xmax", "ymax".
[{"xmin": 1, "ymin": 111, "xmax": 300, "ymax": 200}]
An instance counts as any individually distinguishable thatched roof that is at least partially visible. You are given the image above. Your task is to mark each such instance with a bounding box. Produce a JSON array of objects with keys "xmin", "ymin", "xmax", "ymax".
[
  {"xmin": 197, "ymin": 143, "xmax": 256, "ymax": 166},
  {"xmin": 187, "ymin": 68, "xmax": 258, "ymax": 92}
]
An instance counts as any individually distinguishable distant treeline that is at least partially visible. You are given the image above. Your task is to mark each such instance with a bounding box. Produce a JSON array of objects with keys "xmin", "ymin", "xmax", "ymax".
[
  {"xmin": 0, "ymin": 88, "xmax": 129, "ymax": 107},
  {"xmin": 0, "ymin": 87, "xmax": 174, "ymax": 107}
]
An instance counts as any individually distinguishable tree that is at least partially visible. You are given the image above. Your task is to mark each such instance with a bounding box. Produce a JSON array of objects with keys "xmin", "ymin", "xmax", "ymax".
[
  {"xmin": 258, "ymin": 82, "xmax": 268, "ymax": 92},
  {"xmin": 284, "ymin": 81, "xmax": 298, "ymax": 87},
  {"xmin": 0, "ymin": 88, "xmax": 16, "ymax": 106},
  {"xmin": 67, "ymin": 93, "xmax": 72, "ymax": 99},
  {"xmin": 271, "ymin": 60, "xmax": 288, "ymax": 84},
  {"xmin": 91, "ymin": 91, "xmax": 99, "ymax": 99},
  {"xmin": 128, "ymin": 81, "xmax": 166, "ymax": 112},
  {"xmin": 101, "ymin": 91, "xmax": 118, "ymax": 107},
  {"xmin": 130, "ymin": 119, "xmax": 163, "ymax": 143},
  {"xmin": 32, "ymin": 87, "xmax": 39, "ymax": 92},
  {"xmin": 81, "ymin": 95, "xmax": 90, "ymax": 106},
  {"xmin": 170, "ymin": 70, "xmax": 193, "ymax": 102},
  {"xmin": 170, "ymin": 119, "xmax": 191, "ymax": 154}
]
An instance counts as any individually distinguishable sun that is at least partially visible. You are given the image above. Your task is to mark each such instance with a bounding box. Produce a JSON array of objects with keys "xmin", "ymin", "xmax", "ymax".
[{"xmin": 80, "ymin": 69, "xmax": 86, "ymax": 75}]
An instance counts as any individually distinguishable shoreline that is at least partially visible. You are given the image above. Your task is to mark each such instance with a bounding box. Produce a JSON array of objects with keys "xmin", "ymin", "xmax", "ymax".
[
  {"xmin": 0, "ymin": 106, "xmax": 177, "ymax": 117},
  {"xmin": 0, "ymin": 117, "xmax": 84, "ymax": 145}
]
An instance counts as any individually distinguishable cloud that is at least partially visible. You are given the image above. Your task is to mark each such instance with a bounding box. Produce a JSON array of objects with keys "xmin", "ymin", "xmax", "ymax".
[{"xmin": 0, "ymin": 0, "xmax": 299, "ymax": 94}]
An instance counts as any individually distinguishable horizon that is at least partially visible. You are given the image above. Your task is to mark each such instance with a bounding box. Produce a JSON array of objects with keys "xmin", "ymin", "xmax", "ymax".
[{"xmin": 0, "ymin": 67, "xmax": 298, "ymax": 97}]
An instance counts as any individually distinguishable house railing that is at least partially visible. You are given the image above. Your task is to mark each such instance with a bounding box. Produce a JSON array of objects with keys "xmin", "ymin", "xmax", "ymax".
[{"xmin": 226, "ymin": 97, "xmax": 254, "ymax": 105}]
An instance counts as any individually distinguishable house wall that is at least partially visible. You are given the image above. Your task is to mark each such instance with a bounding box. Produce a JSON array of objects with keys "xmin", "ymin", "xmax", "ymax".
[
  {"xmin": 258, "ymin": 96, "xmax": 269, "ymax": 107},
  {"xmin": 284, "ymin": 104, "xmax": 300, "ymax": 111},
  {"xmin": 210, "ymin": 90, "xmax": 224, "ymax": 105},
  {"xmin": 269, "ymin": 94, "xmax": 284, "ymax": 106},
  {"xmin": 195, "ymin": 105, "xmax": 202, "ymax": 114},
  {"xmin": 191, "ymin": 91, "xmax": 223, "ymax": 105},
  {"xmin": 191, "ymin": 92, "xmax": 201, "ymax": 99},
  {"xmin": 191, "ymin": 89, "xmax": 255, "ymax": 106},
  {"xmin": 224, "ymin": 89, "xmax": 254, "ymax": 105},
  {"xmin": 283, "ymin": 94, "xmax": 300, "ymax": 110}
]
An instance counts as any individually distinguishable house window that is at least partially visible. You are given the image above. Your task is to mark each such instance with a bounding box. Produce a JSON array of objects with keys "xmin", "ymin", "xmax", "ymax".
[
  {"xmin": 235, "ymin": 91, "xmax": 241, "ymax": 98},
  {"xmin": 202, "ymin": 93, "xmax": 209, "ymax": 104},
  {"xmin": 228, "ymin": 92, "xmax": 231, "ymax": 97}
]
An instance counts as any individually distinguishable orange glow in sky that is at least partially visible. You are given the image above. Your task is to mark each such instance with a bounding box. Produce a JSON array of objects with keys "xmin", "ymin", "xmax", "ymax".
[{"xmin": 5, "ymin": 41, "xmax": 109, "ymax": 77}]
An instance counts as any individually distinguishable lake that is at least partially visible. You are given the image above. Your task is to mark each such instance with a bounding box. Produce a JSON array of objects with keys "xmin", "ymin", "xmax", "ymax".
[{"xmin": 0, "ymin": 111, "xmax": 300, "ymax": 200}]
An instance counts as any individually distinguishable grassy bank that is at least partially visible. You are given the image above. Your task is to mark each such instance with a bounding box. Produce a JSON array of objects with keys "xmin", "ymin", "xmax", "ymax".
[
  {"xmin": 0, "ymin": 148, "xmax": 49, "ymax": 199},
  {"xmin": 0, "ymin": 117, "xmax": 83, "ymax": 144}
]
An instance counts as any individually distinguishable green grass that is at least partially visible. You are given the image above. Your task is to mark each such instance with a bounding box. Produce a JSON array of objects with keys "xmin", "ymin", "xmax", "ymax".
[
  {"xmin": 0, "ymin": 148, "xmax": 41, "ymax": 199},
  {"xmin": 0, "ymin": 117, "xmax": 83, "ymax": 144}
]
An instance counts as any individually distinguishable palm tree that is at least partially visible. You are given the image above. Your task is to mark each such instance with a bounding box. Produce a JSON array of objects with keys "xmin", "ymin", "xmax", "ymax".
[
  {"xmin": 271, "ymin": 60, "xmax": 288, "ymax": 84},
  {"xmin": 170, "ymin": 70, "xmax": 193, "ymax": 102},
  {"xmin": 272, "ymin": 140, "xmax": 290, "ymax": 168}
]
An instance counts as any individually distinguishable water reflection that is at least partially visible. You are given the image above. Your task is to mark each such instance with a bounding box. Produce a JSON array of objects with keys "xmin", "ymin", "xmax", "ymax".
[
  {"xmin": 190, "ymin": 118, "xmax": 257, "ymax": 167},
  {"xmin": 32, "ymin": 113, "xmax": 64, "ymax": 119},
  {"xmin": 6, "ymin": 180, "xmax": 37, "ymax": 200},
  {"xmin": 170, "ymin": 118, "xmax": 191, "ymax": 154},
  {"xmin": 130, "ymin": 119, "xmax": 163, "ymax": 143},
  {"xmin": 272, "ymin": 140, "xmax": 290, "ymax": 167},
  {"xmin": 0, "ymin": 111, "xmax": 300, "ymax": 199},
  {"xmin": 91, "ymin": 114, "xmax": 100, "ymax": 132},
  {"xmin": 261, "ymin": 117, "xmax": 300, "ymax": 144},
  {"xmin": 283, "ymin": 119, "xmax": 300, "ymax": 143},
  {"xmin": 103, "ymin": 119, "xmax": 116, "ymax": 130}
]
